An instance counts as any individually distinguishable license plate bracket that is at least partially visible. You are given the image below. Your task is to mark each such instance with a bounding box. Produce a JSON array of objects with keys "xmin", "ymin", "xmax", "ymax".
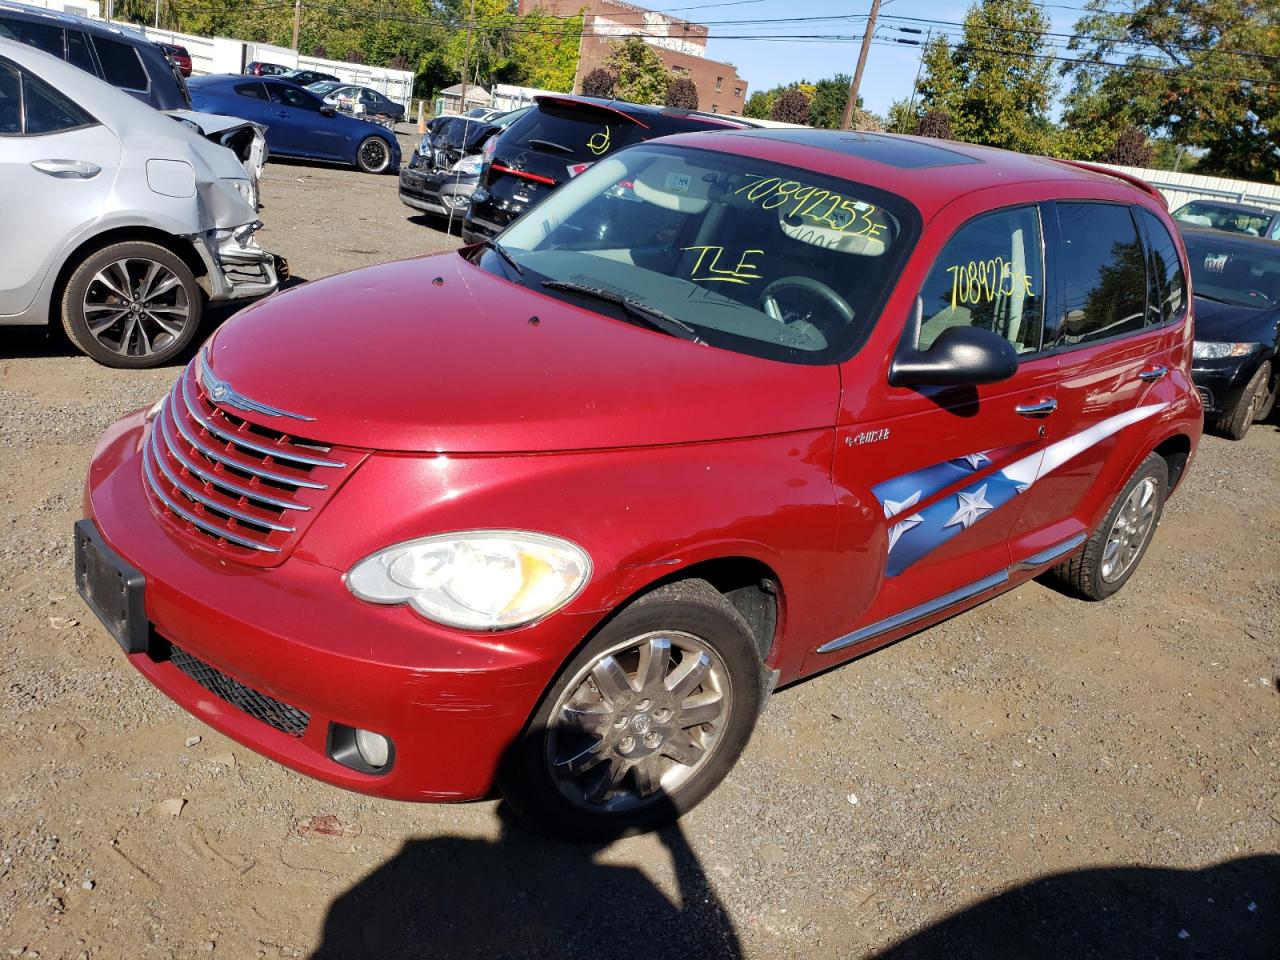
[{"xmin": 74, "ymin": 519, "xmax": 148, "ymax": 655}]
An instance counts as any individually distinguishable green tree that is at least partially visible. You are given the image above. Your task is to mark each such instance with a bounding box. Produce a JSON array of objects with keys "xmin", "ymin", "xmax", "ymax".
[
  {"xmin": 507, "ymin": 10, "xmax": 581, "ymax": 92},
  {"xmin": 607, "ymin": 36, "xmax": 671, "ymax": 105},
  {"xmin": 743, "ymin": 88, "xmax": 777, "ymax": 120},
  {"xmin": 1064, "ymin": 0, "xmax": 1280, "ymax": 180},
  {"xmin": 808, "ymin": 75, "xmax": 852, "ymax": 129},
  {"xmin": 915, "ymin": 0, "xmax": 1058, "ymax": 153}
]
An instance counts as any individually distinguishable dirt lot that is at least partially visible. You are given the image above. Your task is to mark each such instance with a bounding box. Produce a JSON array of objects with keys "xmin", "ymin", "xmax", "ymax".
[{"xmin": 1, "ymin": 134, "xmax": 1277, "ymax": 959}]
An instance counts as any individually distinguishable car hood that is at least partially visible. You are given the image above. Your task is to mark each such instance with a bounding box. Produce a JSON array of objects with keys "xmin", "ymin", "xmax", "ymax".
[
  {"xmin": 205, "ymin": 252, "xmax": 840, "ymax": 453},
  {"xmin": 1193, "ymin": 295, "xmax": 1280, "ymax": 343}
]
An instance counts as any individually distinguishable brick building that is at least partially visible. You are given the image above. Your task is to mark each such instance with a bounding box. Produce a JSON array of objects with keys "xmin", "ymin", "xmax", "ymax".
[{"xmin": 517, "ymin": 0, "xmax": 749, "ymax": 116}]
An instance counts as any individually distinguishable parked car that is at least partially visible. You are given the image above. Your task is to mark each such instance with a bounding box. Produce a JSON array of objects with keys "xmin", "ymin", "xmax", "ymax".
[
  {"xmin": 75, "ymin": 130, "xmax": 1201, "ymax": 838},
  {"xmin": 462, "ymin": 95, "xmax": 755, "ymax": 244},
  {"xmin": 0, "ymin": 39, "xmax": 280, "ymax": 367},
  {"xmin": 1172, "ymin": 199, "xmax": 1280, "ymax": 241},
  {"xmin": 244, "ymin": 60, "xmax": 290, "ymax": 77},
  {"xmin": 1179, "ymin": 226, "xmax": 1280, "ymax": 438},
  {"xmin": 463, "ymin": 106, "xmax": 503, "ymax": 121},
  {"xmin": 188, "ymin": 74, "xmax": 400, "ymax": 174},
  {"xmin": 400, "ymin": 108, "xmax": 527, "ymax": 219},
  {"xmin": 157, "ymin": 41, "xmax": 191, "ymax": 77},
  {"xmin": 305, "ymin": 81, "xmax": 404, "ymax": 122},
  {"xmin": 278, "ymin": 68, "xmax": 338, "ymax": 87},
  {"xmin": 0, "ymin": 1, "xmax": 189, "ymax": 109}
]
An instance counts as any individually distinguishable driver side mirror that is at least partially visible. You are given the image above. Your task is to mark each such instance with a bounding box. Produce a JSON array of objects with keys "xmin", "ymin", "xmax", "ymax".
[
  {"xmin": 888, "ymin": 297, "xmax": 1019, "ymax": 387},
  {"xmin": 320, "ymin": 105, "xmax": 336, "ymax": 117}
]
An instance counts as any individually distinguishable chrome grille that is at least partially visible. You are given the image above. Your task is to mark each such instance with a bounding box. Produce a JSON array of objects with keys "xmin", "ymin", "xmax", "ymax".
[{"xmin": 142, "ymin": 362, "xmax": 364, "ymax": 564}]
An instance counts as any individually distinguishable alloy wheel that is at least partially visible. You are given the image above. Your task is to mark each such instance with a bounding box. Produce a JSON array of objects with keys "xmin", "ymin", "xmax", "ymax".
[
  {"xmin": 81, "ymin": 258, "xmax": 191, "ymax": 358},
  {"xmin": 545, "ymin": 630, "xmax": 731, "ymax": 814},
  {"xmin": 360, "ymin": 138, "xmax": 390, "ymax": 172},
  {"xmin": 1100, "ymin": 476, "xmax": 1159, "ymax": 582}
]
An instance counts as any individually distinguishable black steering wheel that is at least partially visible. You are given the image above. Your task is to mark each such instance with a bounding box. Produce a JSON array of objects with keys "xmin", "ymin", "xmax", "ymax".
[{"xmin": 758, "ymin": 276, "xmax": 852, "ymax": 350}]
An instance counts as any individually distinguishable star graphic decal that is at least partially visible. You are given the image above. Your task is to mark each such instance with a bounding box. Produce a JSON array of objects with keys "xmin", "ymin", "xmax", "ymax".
[
  {"xmin": 944, "ymin": 483, "xmax": 994, "ymax": 529},
  {"xmin": 952, "ymin": 451, "xmax": 991, "ymax": 470},
  {"xmin": 887, "ymin": 513, "xmax": 924, "ymax": 552},
  {"xmin": 883, "ymin": 489, "xmax": 922, "ymax": 519}
]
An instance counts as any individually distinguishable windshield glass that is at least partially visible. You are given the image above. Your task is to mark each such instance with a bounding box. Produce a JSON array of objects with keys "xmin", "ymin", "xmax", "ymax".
[
  {"xmin": 1174, "ymin": 201, "xmax": 1275, "ymax": 238},
  {"xmin": 487, "ymin": 144, "xmax": 919, "ymax": 364},
  {"xmin": 1182, "ymin": 232, "xmax": 1280, "ymax": 308}
]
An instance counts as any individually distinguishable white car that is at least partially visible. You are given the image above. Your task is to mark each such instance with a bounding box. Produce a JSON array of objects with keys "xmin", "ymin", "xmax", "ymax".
[{"xmin": 0, "ymin": 37, "xmax": 281, "ymax": 368}]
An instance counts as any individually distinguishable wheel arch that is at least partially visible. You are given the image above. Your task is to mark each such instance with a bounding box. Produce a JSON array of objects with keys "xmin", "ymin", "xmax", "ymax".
[{"xmin": 1153, "ymin": 431, "xmax": 1194, "ymax": 493}]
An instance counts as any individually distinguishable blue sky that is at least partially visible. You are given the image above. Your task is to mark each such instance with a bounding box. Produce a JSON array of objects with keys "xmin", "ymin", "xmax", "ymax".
[{"xmin": 695, "ymin": 0, "xmax": 1089, "ymax": 116}]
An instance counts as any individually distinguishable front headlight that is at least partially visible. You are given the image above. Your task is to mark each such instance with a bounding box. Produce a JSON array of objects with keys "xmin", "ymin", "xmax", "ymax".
[
  {"xmin": 451, "ymin": 155, "xmax": 483, "ymax": 176},
  {"xmin": 345, "ymin": 531, "xmax": 592, "ymax": 630},
  {"xmin": 1193, "ymin": 341, "xmax": 1259, "ymax": 359}
]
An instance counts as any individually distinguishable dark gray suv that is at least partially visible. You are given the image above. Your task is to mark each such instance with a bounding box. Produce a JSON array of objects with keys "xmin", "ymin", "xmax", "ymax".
[{"xmin": 0, "ymin": 2, "xmax": 189, "ymax": 110}]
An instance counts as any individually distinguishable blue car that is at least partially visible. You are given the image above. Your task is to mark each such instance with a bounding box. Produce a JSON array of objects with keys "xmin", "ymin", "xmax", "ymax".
[{"xmin": 188, "ymin": 74, "xmax": 400, "ymax": 174}]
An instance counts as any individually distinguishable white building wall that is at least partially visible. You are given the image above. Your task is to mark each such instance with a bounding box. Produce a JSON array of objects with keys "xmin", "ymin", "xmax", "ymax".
[{"xmin": 1098, "ymin": 163, "xmax": 1280, "ymax": 214}]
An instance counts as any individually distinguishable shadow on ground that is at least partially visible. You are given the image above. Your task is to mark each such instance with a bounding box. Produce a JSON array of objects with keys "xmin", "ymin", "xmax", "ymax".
[
  {"xmin": 309, "ymin": 808, "xmax": 743, "ymax": 960},
  {"xmin": 874, "ymin": 855, "xmax": 1278, "ymax": 960}
]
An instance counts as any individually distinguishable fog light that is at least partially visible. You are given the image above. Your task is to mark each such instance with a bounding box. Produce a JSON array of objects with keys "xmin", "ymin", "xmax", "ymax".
[{"xmin": 354, "ymin": 729, "xmax": 390, "ymax": 769}]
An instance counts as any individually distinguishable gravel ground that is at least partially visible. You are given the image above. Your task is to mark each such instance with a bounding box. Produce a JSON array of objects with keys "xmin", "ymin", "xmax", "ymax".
[{"xmin": 1, "ymin": 135, "xmax": 1277, "ymax": 959}]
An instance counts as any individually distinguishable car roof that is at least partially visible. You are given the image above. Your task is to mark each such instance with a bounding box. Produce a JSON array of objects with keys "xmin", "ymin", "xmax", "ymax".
[
  {"xmin": 0, "ymin": 1, "xmax": 149, "ymax": 42},
  {"xmin": 647, "ymin": 128, "xmax": 1160, "ymax": 220},
  {"xmin": 534, "ymin": 94, "xmax": 754, "ymax": 130}
]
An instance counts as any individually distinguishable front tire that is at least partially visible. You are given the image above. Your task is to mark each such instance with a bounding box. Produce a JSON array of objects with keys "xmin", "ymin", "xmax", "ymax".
[
  {"xmin": 60, "ymin": 241, "xmax": 202, "ymax": 369},
  {"xmin": 355, "ymin": 135, "xmax": 391, "ymax": 174},
  {"xmin": 500, "ymin": 579, "xmax": 764, "ymax": 840},
  {"xmin": 1216, "ymin": 361, "xmax": 1272, "ymax": 439},
  {"xmin": 1049, "ymin": 452, "xmax": 1168, "ymax": 601}
]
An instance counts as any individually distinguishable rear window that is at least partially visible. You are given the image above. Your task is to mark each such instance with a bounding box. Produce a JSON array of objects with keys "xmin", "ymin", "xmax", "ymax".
[
  {"xmin": 93, "ymin": 36, "xmax": 147, "ymax": 91},
  {"xmin": 503, "ymin": 102, "xmax": 647, "ymax": 165}
]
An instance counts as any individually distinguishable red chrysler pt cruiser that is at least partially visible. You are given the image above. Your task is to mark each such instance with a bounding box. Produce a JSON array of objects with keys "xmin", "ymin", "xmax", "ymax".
[{"xmin": 77, "ymin": 131, "xmax": 1202, "ymax": 837}]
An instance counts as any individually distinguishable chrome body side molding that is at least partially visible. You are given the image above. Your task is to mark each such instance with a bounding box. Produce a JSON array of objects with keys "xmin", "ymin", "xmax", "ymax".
[{"xmin": 816, "ymin": 532, "xmax": 1087, "ymax": 655}]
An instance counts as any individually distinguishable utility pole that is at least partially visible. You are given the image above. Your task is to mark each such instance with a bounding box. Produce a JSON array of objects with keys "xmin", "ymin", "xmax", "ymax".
[
  {"xmin": 458, "ymin": 0, "xmax": 476, "ymax": 114},
  {"xmin": 154, "ymin": 0, "xmax": 160, "ymax": 28},
  {"xmin": 292, "ymin": 0, "xmax": 302, "ymax": 51},
  {"xmin": 840, "ymin": 0, "xmax": 882, "ymax": 131}
]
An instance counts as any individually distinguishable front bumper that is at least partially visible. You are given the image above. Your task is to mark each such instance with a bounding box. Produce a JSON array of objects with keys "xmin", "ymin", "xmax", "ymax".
[
  {"xmin": 1191, "ymin": 357, "xmax": 1258, "ymax": 414},
  {"xmin": 192, "ymin": 225, "xmax": 280, "ymax": 302},
  {"xmin": 79, "ymin": 411, "xmax": 577, "ymax": 802},
  {"xmin": 399, "ymin": 167, "xmax": 476, "ymax": 217}
]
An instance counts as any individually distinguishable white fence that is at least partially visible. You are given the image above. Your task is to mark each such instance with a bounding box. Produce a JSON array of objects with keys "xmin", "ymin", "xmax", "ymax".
[
  {"xmin": 133, "ymin": 28, "xmax": 415, "ymax": 112},
  {"xmin": 1098, "ymin": 163, "xmax": 1280, "ymax": 214}
]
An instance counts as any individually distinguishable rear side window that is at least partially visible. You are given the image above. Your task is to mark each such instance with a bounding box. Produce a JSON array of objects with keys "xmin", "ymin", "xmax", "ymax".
[
  {"xmin": 0, "ymin": 18, "xmax": 63, "ymax": 58},
  {"xmin": 235, "ymin": 81, "xmax": 269, "ymax": 100},
  {"xmin": 66, "ymin": 30, "xmax": 95, "ymax": 73},
  {"xmin": 93, "ymin": 36, "xmax": 148, "ymax": 91},
  {"xmin": 0, "ymin": 62, "xmax": 97, "ymax": 136},
  {"xmin": 1138, "ymin": 209, "xmax": 1187, "ymax": 325},
  {"xmin": 0, "ymin": 61, "xmax": 19, "ymax": 135},
  {"xmin": 1055, "ymin": 202, "xmax": 1147, "ymax": 347},
  {"xmin": 505, "ymin": 103, "xmax": 645, "ymax": 164},
  {"xmin": 916, "ymin": 205, "xmax": 1045, "ymax": 354}
]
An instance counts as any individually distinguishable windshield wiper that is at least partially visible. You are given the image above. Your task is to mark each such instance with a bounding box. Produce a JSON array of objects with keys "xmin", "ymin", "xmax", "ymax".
[
  {"xmin": 527, "ymin": 138, "xmax": 574, "ymax": 155},
  {"xmin": 542, "ymin": 280, "xmax": 704, "ymax": 343},
  {"xmin": 478, "ymin": 238, "xmax": 524, "ymax": 275}
]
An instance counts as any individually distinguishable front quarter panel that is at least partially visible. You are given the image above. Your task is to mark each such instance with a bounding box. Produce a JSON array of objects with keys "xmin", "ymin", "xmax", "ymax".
[{"xmin": 297, "ymin": 431, "xmax": 841, "ymax": 684}]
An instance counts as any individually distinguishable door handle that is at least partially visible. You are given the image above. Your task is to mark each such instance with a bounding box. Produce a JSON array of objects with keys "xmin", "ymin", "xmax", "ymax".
[
  {"xmin": 31, "ymin": 158, "xmax": 101, "ymax": 179},
  {"xmin": 1138, "ymin": 366, "xmax": 1168, "ymax": 382},
  {"xmin": 1015, "ymin": 398, "xmax": 1058, "ymax": 417}
]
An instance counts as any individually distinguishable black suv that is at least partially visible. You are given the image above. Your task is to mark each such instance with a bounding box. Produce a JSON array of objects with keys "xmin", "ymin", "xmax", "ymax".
[
  {"xmin": 462, "ymin": 95, "xmax": 754, "ymax": 244},
  {"xmin": 0, "ymin": 2, "xmax": 188, "ymax": 110}
]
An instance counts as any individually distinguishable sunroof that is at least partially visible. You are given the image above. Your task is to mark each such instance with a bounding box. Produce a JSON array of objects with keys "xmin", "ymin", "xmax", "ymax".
[{"xmin": 747, "ymin": 130, "xmax": 982, "ymax": 169}]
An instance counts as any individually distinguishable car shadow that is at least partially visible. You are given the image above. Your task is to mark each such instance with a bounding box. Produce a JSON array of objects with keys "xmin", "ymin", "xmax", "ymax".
[
  {"xmin": 406, "ymin": 211, "xmax": 468, "ymax": 236},
  {"xmin": 308, "ymin": 801, "xmax": 743, "ymax": 960},
  {"xmin": 872, "ymin": 855, "xmax": 1277, "ymax": 959}
]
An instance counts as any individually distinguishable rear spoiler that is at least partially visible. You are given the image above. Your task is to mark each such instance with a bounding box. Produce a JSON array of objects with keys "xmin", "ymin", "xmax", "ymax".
[
  {"xmin": 534, "ymin": 95, "xmax": 650, "ymax": 130},
  {"xmin": 1054, "ymin": 159, "xmax": 1167, "ymax": 208}
]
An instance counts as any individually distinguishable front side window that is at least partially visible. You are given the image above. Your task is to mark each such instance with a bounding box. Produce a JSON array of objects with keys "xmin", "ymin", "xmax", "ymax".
[
  {"xmin": 916, "ymin": 206, "xmax": 1044, "ymax": 354},
  {"xmin": 490, "ymin": 144, "xmax": 920, "ymax": 364},
  {"xmin": 1137, "ymin": 209, "xmax": 1187, "ymax": 324},
  {"xmin": 235, "ymin": 81, "xmax": 269, "ymax": 101},
  {"xmin": 1055, "ymin": 202, "xmax": 1147, "ymax": 347},
  {"xmin": 270, "ymin": 84, "xmax": 318, "ymax": 110},
  {"xmin": 93, "ymin": 36, "xmax": 147, "ymax": 91}
]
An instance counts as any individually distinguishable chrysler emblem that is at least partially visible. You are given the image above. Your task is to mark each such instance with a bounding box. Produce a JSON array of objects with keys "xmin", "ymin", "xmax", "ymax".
[{"xmin": 196, "ymin": 352, "xmax": 315, "ymax": 422}]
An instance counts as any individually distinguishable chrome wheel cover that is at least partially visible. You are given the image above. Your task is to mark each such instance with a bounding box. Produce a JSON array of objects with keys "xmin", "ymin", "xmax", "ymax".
[
  {"xmin": 360, "ymin": 138, "xmax": 389, "ymax": 172},
  {"xmin": 82, "ymin": 257, "xmax": 190, "ymax": 358},
  {"xmin": 1100, "ymin": 476, "xmax": 1159, "ymax": 582},
  {"xmin": 545, "ymin": 630, "xmax": 731, "ymax": 814}
]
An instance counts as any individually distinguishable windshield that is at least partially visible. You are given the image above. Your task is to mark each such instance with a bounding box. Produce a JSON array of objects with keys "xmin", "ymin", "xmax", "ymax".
[
  {"xmin": 485, "ymin": 144, "xmax": 920, "ymax": 364},
  {"xmin": 1183, "ymin": 232, "xmax": 1280, "ymax": 308},
  {"xmin": 1174, "ymin": 201, "xmax": 1276, "ymax": 238}
]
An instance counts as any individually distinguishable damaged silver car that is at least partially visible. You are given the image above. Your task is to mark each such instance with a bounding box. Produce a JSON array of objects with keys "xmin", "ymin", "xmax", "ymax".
[{"xmin": 0, "ymin": 37, "xmax": 282, "ymax": 368}]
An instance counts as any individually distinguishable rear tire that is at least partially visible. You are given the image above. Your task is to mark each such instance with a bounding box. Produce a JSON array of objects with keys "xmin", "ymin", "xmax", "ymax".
[
  {"xmin": 1048, "ymin": 452, "xmax": 1168, "ymax": 601},
  {"xmin": 60, "ymin": 240, "xmax": 202, "ymax": 369},
  {"xmin": 1215, "ymin": 361, "xmax": 1270, "ymax": 440},
  {"xmin": 355, "ymin": 136, "xmax": 391, "ymax": 174},
  {"xmin": 500, "ymin": 579, "xmax": 763, "ymax": 840}
]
